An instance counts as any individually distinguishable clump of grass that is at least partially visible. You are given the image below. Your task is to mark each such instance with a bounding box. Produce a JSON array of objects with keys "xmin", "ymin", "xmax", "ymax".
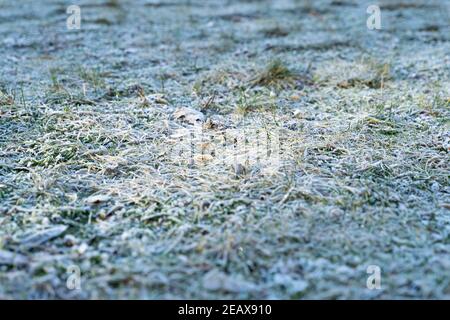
[
  {"xmin": 337, "ymin": 60, "xmax": 390, "ymax": 89},
  {"xmin": 45, "ymin": 69, "xmax": 97, "ymax": 106},
  {"xmin": 92, "ymin": 17, "xmax": 113, "ymax": 25},
  {"xmin": 262, "ymin": 26, "xmax": 289, "ymax": 38},
  {"xmin": 78, "ymin": 67, "xmax": 107, "ymax": 89},
  {"xmin": 236, "ymin": 90, "xmax": 261, "ymax": 115},
  {"xmin": 417, "ymin": 93, "xmax": 450, "ymax": 118},
  {"xmin": 235, "ymin": 89, "xmax": 276, "ymax": 115},
  {"xmin": 251, "ymin": 59, "xmax": 307, "ymax": 89},
  {"xmin": 251, "ymin": 59, "xmax": 297, "ymax": 89},
  {"xmin": 193, "ymin": 67, "xmax": 245, "ymax": 98},
  {"xmin": 49, "ymin": 67, "xmax": 64, "ymax": 92},
  {"xmin": 368, "ymin": 61, "xmax": 390, "ymax": 88}
]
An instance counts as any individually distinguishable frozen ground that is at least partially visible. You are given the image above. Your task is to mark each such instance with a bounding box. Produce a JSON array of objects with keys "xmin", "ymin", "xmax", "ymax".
[{"xmin": 0, "ymin": 0, "xmax": 449, "ymax": 299}]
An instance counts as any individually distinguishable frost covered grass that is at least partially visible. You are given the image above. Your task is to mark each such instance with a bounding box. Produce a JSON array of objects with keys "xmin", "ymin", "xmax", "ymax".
[{"xmin": 0, "ymin": 0, "xmax": 449, "ymax": 299}]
